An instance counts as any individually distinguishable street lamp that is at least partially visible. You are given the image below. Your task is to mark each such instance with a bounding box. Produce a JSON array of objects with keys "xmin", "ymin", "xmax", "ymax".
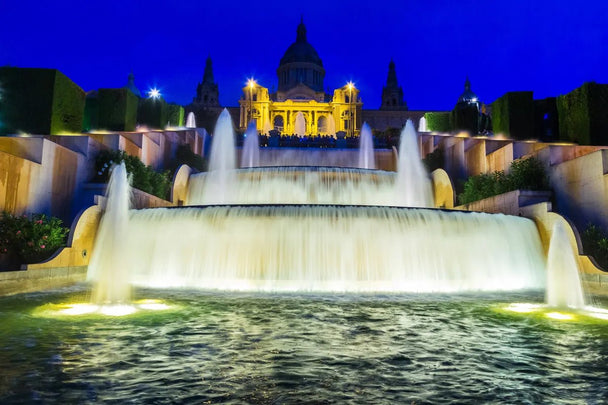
[
  {"xmin": 347, "ymin": 82, "xmax": 355, "ymax": 137},
  {"xmin": 247, "ymin": 78, "xmax": 256, "ymax": 127},
  {"xmin": 148, "ymin": 87, "xmax": 161, "ymax": 100}
]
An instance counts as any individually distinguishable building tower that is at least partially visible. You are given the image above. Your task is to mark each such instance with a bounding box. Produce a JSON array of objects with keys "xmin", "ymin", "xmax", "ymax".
[
  {"xmin": 194, "ymin": 56, "xmax": 220, "ymax": 107},
  {"xmin": 124, "ymin": 72, "xmax": 141, "ymax": 97},
  {"xmin": 380, "ymin": 60, "xmax": 407, "ymax": 111},
  {"xmin": 275, "ymin": 16, "xmax": 326, "ymax": 101}
]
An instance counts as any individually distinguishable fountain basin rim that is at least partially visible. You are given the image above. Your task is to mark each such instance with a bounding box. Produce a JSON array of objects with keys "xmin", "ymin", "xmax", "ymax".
[
  {"xmin": 192, "ymin": 165, "xmax": 395, "ymax": 174},
  {"xmin": 146, "ymin": 204, "xmax": 505, "ymax": 217}
]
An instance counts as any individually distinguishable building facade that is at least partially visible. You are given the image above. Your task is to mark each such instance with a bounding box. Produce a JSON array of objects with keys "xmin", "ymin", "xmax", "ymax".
[{"xmin": 238, "ymin": 18, "xmax": 362, "ymax": 136}]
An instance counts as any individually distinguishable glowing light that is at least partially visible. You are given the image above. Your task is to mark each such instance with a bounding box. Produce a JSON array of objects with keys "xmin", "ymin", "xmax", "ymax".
[
  {"xmin": 506, "ymin": 303, "xmax": 543, "ymax": 313},
  {"xmin": 99, "ymin": 305, "xmax": 137, "ymax": 316},
  {"xmin": 346, "ymin": 81, "xmax": 355, "ymax": 91},
  {"xmin": 59, "ymin": 304, "xmax": 99, "ymax": 315},
  {"xmin": 546, "ymin": 312, "xmax": 574, "ymax": 321},
  {"xmin": 135, "ymin": 299, "xmax": 170, "ymax": 311},
  {"xmin": 148, "ymin": 88, "xmax": 161, "ymax": 99},
  {"xmin": 247, "ymin": 78, "xmax": 256, "ymax": 89}
]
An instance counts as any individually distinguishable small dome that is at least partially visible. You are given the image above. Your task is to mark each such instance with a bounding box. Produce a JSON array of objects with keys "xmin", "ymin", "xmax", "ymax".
[
  {"xmin": 458, "ymin": 77, "xmax": 478, "ymax": 104},
  {"xmin": 279, "ymin": 18, "xmax": 323, "ymax": 67}
]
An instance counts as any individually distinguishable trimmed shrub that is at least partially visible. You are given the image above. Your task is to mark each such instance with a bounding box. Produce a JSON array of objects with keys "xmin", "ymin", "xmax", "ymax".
[
  {"xmin": 137, "ymin": 97, "xmax": 168, "ymax": 129},
  {"xmin": 98, "ymin": 88, "xmax": 138, "ymax": 131},
  {"xmin": 0, "ymin": 68, "xmax": 85, "ymax": 135},
  {"xmin": 458, "ymin": 157, "xmax": 548, "ymax": 205},
  {"xmin": 167, "ymin": 104, "xmax": 185, "ymax": 127},
  {"xmin": 557, "ymin": 82, "xmax": 608, "ymax": 145},
  {"xmin": 582, "ymin": 224, "xmax": 608, "ymax": 270},
  {"xmin": 450, "ymin": 104, "xmax": 479, "ymax": 134},
  {"xmin": 169, "ymin": 144, "xmax": 206, "ymax": 174},
  {"xmin": 83, "ymin": 92, "xmax": 99, "ymax": 132},
  {"xmin": 94, "ymin": 150, "xmax": 171, "ymax": 200},
  {"xmin": 422, "ymin": 148, "xmax": 444, "ymax": 172},
  {"xmin": 0, "ymin": 212, "xmax": 69, "ymax": 264},
  {"xmin": 424, "ymin": 112, "xmax": 451, "ymax": 132},
  {"xmin": 491, "ymin": 91, "xmax": 534, "ymax": 139}
]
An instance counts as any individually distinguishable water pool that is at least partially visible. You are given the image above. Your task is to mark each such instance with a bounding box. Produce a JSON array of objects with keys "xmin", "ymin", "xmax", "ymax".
[{"xmin": 1, "ymin": 287, "xmax": 608, "ymax": 403}]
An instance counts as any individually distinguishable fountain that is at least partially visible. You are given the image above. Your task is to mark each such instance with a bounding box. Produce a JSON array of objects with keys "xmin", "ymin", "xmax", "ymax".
[
  {"xmin": 295, "ymin": 112, "xmax": 305, "ymax": 136},
  {"xmin": 358, "ymin": 122, "xmax": 375, "ymax": 169},
  {"xmin": 186, "ymin": 112, "xmax": 196, "ymax": 128},
  {"xmin": 87, "ymin": 162, "xmax": 132, "ymax": 304},
  {"xmin": 419, "ymin": 116, "xmax": 428, "ymax": 132},
  {"xmin": 189, "ymin": 109, "xmax": 237, "ymax": 204},
  {"xmin": 242, "ymin": 121, "xmax": 260, "ymax": 168},
  {"xmin": 395, "ymin": 120, "xmax": 433, "ymax": 207},
  {"xmin": 546, "ymin": 221, "xmax": 586, "ymax": 308}
]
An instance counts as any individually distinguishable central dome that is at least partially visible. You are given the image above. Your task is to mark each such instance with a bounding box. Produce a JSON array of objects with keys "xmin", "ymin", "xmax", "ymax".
[
  {"xmin": 279, "ymin": 19, "xmax": 323, "ymax": 66},
  {"xmin": 276, "ymin": 17, "xmax": 325, "ymax": 94}
]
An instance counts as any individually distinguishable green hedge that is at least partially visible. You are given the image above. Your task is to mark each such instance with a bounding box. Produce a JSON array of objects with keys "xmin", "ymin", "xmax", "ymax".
[
  {"xmin": 422, "ymin": 148, "xmax": 444, "ymax": 172},
  {"xmin": 51, "ymin": 70, "xmax": 85, "ymax": 134},
  {"xmin": 83, "ymin": 93, "xmax": 99, "ymax": 132},
  {"xmin": 450, "ymin": 104, "xmax": 479, "ymax": 134},
  {"xmin": 582, "ymin": 224, "xmax": 608, "ymax": 270},
  {"xmin": 0, "ymin": 68, "xmax": 86, "ymax": 135},
  {"xmin": 167, "ymin": 104, "xmax": 185, "ymax": 127},
  {"xmin": 491, "ymin": 91, "xmax": 534, "ymax": 139},
  {"xmin": 556, "ymin": 82, "xmax": 608, "ymax": 145},
  {"xmin": 97, "ymin": 88, "xmax": 138, "ymax": 131},
  {"xmin": 424, "ymin": 112, "xmax": 451, "ymax": 132},
  {"xmin": 458, "ymin": 157, "xmax": 549, "ymax": 205},
  {"xmin": 137, "ymin": 97, "xmax": 168, "ymax": 129},
  {"xmin": 94, "ymin": 150, "xmax": 171, "ymax": 199}
]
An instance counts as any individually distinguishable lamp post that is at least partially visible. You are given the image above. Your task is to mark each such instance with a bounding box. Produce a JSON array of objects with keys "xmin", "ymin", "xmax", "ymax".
[
  {"xmin": 347, "ymin": 82, "xmax": 354, "ymax": 137},
  {"xmin": 247, "ymin": 79, "xmax": 255, "ymax": 128}
]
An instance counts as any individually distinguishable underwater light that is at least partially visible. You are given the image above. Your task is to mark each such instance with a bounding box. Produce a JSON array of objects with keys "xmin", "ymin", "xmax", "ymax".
[
  {"xmin": 546, "ymin": 312, "xmax": 574, "ymax": 321},
  {"xmin": 99, "ymin": 305, "xmax": 137, "ymax": 316},
  {"xmin": 59, "ymin": 304, "xmax": 99, "ymax": 315},
  {"xmin": 136, "ymin": 299, "xmax": 170, "ymax": 311}
]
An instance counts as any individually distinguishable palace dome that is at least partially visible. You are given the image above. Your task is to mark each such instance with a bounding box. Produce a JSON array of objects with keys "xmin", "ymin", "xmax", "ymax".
[
  {"xmin": 279, "ymin": 18, "xmax": 323, "ymax": 67},
  {"xmin": 457, "ymin": 77, "xmax": 478, "ymax": 104}
]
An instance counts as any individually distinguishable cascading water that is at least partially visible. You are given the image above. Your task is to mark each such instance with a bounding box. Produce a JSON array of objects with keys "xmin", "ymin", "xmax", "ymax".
[
  {"xmin": 358, "ymin": 122, "xmax": 376, "ymax": 169},
  {"xmin": 186, "ymin": 112, "xmax": 196, "ymax": 128},
  {"xmin": 87, "ymin": 162, "xmax": 132, "ymax": 304},
  {"xmin": 119, "ymin": 206, "xmax": 545, "ymax": 292},
  {"xmin": 546, "ymin": 221, "xmax": 585, "ymax": 309},
  {"xmin": 242, "ymin": 121, "xmax": 260, "ymax": 168},
  {"xmin": 188, "ymin": 167, "xmax": 408, "ymax": 206},
  {"xmin": 190, "ymin": 108, "xmax": 237, "ymax": 204},
  {"xmin": 395, "ymin": 120, "xmax": 433, "ymax": 207},
  {"xmin": 295, "ymin": 112, "xmax": 306, "ymax": 136}
]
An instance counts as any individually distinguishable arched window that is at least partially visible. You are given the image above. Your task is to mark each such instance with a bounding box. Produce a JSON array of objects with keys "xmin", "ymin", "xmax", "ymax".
[
  {"xmin": 273, "ymin": 115, "xmax": 284, "ymax": 133},
  {"xmin": 318, "ymin": 116, "xmax": 328, "ymax": 133}
]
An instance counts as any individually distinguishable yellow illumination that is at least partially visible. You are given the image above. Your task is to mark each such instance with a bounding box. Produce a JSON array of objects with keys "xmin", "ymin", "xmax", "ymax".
[
  {"xmin": 247, "ymin": 78, "xmax": 256, "ymax": 89},
  {"xmin": 99, "ymin": 305, "xmax": 137, "ymax": 316},
  {"xmin": 546, "ymin": 312, "xmax": 574, "ymax": 321},
  {"xmin": 59, "ymin": 304, "xmax": 100, "ymax": 316},
  {"xmin": 506, "ymin": 303, "xmax": 543, "ymax": 313},
  {"xmin": 347, "ymin": 81, "xmax": 354, "ymax": 90}
]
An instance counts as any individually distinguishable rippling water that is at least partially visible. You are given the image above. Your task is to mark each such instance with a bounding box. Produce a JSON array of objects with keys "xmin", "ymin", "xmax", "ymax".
[{"xmin": 1, "ymin": 287, "xmax": 608, "ymax": 404}]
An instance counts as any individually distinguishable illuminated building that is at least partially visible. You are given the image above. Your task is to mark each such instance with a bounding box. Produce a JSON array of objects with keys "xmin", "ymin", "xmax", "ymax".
[{"xmin": 238, "ymin": 18, "xmax": 362, "ymax": 136}]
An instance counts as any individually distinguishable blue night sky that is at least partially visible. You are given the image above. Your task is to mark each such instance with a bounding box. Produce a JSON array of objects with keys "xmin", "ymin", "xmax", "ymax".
[{"xmin": 1, "ymin": 0, "xmax": 606, "ymax": 111}]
